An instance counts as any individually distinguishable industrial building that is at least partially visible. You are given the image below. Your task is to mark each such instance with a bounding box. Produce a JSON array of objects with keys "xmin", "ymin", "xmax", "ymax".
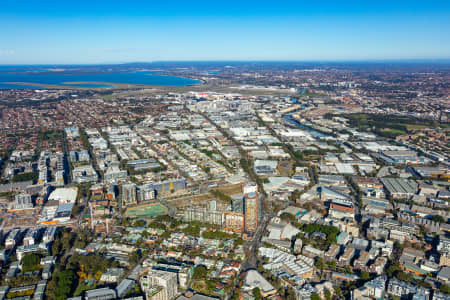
[{"xmin": 381, "ymin": 178, "xmax": 418, "ymax": 199}]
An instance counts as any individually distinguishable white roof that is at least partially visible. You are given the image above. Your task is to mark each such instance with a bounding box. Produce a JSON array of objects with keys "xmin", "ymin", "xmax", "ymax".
[
  {"xmin": 48, "ymin": 188, "xmax": 77, "ymax": 203},
  {"xmin": 334, "ymin": 163, "xmax": 355, "ymax": 175},
  {"xmin": 268, "ymin": 228, "xmax": 282, "ymax": 240},
  {"xmin": 254, "ymin": 160, "xmax": 278, "ymax": 168},
  {"xmin": 244, "ymin": 270, "xmax": 276, "ymax": 294},
  {"xmin": 281, "ymin": 223, "xmax": 301, "ymax": 240},
  {"xmin": 282, "ymin": 206, "xmax": 303, "ymax": 216}
]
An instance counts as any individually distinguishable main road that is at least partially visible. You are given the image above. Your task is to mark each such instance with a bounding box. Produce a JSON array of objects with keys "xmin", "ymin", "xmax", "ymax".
[{"xmin": 198, "ymin": 111, "xmax": 274, "ymax": 271}]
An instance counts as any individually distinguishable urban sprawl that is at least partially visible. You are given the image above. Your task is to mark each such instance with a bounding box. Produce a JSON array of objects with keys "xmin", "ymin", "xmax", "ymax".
[{"xmin": 0, "ymin": 63, "xmax": 449, "ymax": 300}]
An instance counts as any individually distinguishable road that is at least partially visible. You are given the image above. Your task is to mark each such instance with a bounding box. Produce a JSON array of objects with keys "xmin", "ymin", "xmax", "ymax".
[
  {"xmin": 344, "ymin": 176, "xmax": 362, "ymax": 223},
  {"xmin": 241, "ymin": 214, "xmax": 271, "ymax": 270},
  {"xmin": 198, "ymin": 111, "xmax": 274, "ymax": 272},
  {"xmin": 256, "ymin": 112, "xmax": 318, "ymax": 184},
  {"xmin": 77, "ymin": 196, "xmax": 89, "ymax": 227}
]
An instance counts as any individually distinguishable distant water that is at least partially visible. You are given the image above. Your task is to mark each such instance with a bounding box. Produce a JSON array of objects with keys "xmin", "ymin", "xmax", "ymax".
[{"xmin": 0, "ymin": 66, "xmax": 200, "ymax": 89}]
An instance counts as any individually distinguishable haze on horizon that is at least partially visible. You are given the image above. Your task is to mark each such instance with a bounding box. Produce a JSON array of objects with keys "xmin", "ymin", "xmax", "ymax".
[{"xmin": 1, "ymin": 0, "xmax": 449, "ymax": 64}]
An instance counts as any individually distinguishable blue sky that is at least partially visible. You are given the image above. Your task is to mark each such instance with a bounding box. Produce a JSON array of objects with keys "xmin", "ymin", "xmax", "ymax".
[{"xmin": 1, "ymin": 0, "xmax": 449, "ymax": 64}]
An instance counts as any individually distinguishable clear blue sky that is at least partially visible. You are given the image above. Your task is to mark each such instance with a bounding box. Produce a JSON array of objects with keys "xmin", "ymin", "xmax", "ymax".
[{"xmin": 1, "ymin": 0, "xmax": 449, "ymax": 64}]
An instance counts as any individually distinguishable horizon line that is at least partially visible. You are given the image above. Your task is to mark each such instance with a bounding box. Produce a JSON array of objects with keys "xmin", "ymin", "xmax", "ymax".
[{"xmin": 1, "ymin": 58, "xmax": 450, "ymax": 66}]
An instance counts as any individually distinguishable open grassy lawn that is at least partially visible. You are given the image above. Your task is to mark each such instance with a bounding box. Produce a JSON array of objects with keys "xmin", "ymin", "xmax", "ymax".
[
  {"xmin": 74, "ymin": 281, "xmax": 97, "ymax": 297},
  {"xmin": 406, "ymin": 124, "xmax": 430, "ymax": 131},
  {"xmin": 333, "ymin": 113, "xmax": 448, "ymax": 137},
  {"xmin": 125, "ymin": 203, "xmax": 168, "ymax": 218},
  {"xmin": 381, "ymin": 128, "xmax": 406, "ymax": 136}
]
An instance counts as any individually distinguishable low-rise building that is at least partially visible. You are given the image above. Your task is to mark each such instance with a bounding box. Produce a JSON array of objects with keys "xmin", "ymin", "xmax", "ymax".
[
  {"xmin": 243, "ymin": 270, "xmax": 277, "ymax": 298},
  {"xmin": 338, "ymin": 247, "xmax": 355, "ymax": 267},
  {"xmin": 85, "ymin": 287, "xmax": 116, "ymax": 300}
]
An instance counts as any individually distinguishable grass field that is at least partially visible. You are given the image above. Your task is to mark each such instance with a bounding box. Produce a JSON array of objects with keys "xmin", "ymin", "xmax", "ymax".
[
  {"xmin": 406, "ymin": 124, "xmax": 430, "ymax": 131},
  {"xmin": 125, "ymin": 203, "xmax": 168, "ymax": 218},
  {"xmin": 331, "ymin": 113, "xmax": 449, "ymax": 138},
  {"xmin": 74, "ymin": 281, "xmax": 97, "ymax": 297},
  {"xmin": 380, "ymin": 128, "xmax": 406, "ymax": 136}
]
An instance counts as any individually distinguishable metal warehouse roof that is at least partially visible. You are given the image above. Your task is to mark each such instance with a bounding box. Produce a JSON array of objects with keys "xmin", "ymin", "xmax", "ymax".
[{"xmin": 381, "ymin": 178, "xmax": 417, "ymax": 195}]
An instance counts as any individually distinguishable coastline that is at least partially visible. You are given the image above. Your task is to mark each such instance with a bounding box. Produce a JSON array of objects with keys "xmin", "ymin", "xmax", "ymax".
[{"xmin": 1, "ymin": 79, "xmax": 203, "ymax": 90}]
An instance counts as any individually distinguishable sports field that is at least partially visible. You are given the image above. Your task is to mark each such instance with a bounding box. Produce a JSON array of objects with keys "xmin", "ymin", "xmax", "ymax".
[{"xmin": 125, "ymin": 203, "xmax": 168, "ymax": 218}]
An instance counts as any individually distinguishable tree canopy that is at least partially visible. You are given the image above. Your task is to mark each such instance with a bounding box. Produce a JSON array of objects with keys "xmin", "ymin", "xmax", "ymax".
[
  {"xmin": 193, "ymin": 265, "xmax": 208, "ymax": 280},
  {"xmin": 22, "ymin": 253, "xmax": 41, "ymax": 272}
]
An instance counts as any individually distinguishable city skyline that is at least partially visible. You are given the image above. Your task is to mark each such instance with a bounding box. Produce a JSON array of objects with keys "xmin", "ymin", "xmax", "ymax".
[
  {"xmin": 1, "ymin": 0, "xmax": 449, "ymax": 64},
  {"xmin": 0, "ymin": 8, "xmax": 449, "ymax": 297}
]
